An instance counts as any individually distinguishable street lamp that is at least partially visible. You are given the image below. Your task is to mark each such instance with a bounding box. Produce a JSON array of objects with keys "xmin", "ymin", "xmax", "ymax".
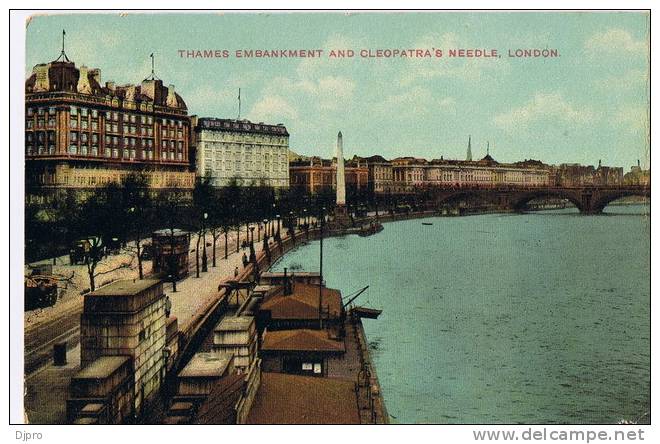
[
  {"xmin": 202, "ymin": 212, "xmax": 208, "ymax": 273},
  {"xmin": 262, "ymin": 219, "xmax": 269, "ymax": 240},
  {"xmin": 275, "ymin": 214, "xmax": 281, "ymax": 240},
  {"xmin": 249, "ymin": 225, "xmax": 256, "ymax": 263}
]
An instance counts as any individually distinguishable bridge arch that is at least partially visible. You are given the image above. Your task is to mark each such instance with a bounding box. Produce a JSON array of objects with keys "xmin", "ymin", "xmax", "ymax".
[
  {"xmin": 434, "ymin": 190, "xmax": 503, "ymax": 208},
  {"xmin": 590, "ymin": 189, "xmax": 650, "ymax": 214},
  {"xmin": 510, "ymin": 190, "xmax": 585, "ymax": 213}
]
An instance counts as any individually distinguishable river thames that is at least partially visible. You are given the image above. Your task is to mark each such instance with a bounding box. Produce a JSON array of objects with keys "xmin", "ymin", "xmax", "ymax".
[{"xmin": 273, "ymin": 205, "xmax": 650, "ymax": 424}]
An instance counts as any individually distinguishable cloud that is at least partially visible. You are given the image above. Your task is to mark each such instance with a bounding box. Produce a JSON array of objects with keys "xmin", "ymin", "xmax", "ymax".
[
  {"xmin": 613, "ymin": 104, "xmax": 649, "ymax": 134},
  {"xmin": 584, "ymin": 28, "xmax": 648, "ymax": 55},
  {"xmin": 594, "ymin": 69, "xmax": 648, "ymax": 90},
  {"xmin": 249, "ymin": 95, "xmax": 299, "ymax": 122},
  {"xmin": 400, "ymin": 31, "xmax": 509, "ymax": 86},
  {"xmin": 493, "ymin": 92, "xmax": 594, "ymax": 130},
  {"xmin": 375, "ymin": 87, "xmax": 456, "ymax": 116}
]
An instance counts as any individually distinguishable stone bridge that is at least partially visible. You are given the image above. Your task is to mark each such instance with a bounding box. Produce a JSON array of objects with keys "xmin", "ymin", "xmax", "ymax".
[{"xmin": 427, "ymin": 185, "xmax": 650, "ymax": 215}]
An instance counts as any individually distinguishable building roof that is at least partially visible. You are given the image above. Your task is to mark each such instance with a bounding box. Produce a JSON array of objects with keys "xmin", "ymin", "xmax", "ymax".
[
  {"xmin": 74, "ymin": 356, "xmax": 130, "ymax": 380},
  {"xmin": 178, "ymin": 352, "xmax": 232, "ymax": 378},
  {"xmin": 259, "ymin": 283, "xmax": 343, "ymax": 320},
  {"xmin": 197, "ymin": 117, "xmax": 289, "ymax": 136},
  {"xmin": 246, "ymin": 372, "xmax": 360, "ymax": 424},
  {"xmin": 261, "ymin": 329, "xmax": 345, "ymax": 353},
  {"xmin": 194, "ymin": 373, "xmax": 246, "ymax": 424},
  {"xmin": 26, "ymin": 60, "xmax": 187, "ymax": 111},
  {"xmin": 215, "ymin": 315, "xmax": 254, "ymax": 332}
]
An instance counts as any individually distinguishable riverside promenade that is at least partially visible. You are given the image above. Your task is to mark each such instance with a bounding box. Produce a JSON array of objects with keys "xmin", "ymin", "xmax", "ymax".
[
  {"xmin": 24, "ymin": 211, "xmax": 433, "ymax": 424},
  {"xmin": 23, "ymin": 226, "xmax": 294, "ymax": 424}
]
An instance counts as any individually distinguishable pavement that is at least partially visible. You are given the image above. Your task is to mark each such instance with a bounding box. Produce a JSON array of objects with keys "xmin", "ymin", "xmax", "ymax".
[{"xmin": 22, "ymin": 225, "xmax": 301, "ymax": 424}]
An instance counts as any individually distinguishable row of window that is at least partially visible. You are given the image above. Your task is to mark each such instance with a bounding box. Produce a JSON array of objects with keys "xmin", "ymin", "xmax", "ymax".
[
  {"xmin": 27, "ymin": 144, "xmax": 184, "ymax": 161},
  {"xmin": 27, "ymin": 107, "xmax": 186, "ymax": 128}
]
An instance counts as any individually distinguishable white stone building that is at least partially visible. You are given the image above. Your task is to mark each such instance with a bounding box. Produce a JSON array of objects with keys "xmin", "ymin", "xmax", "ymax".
[{"xmin": 193, "ymin": 117, "xmax": 290, "ymax": 188}]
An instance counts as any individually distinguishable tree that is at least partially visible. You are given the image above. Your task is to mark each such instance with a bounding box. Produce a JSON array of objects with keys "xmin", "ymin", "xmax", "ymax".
[
  {"xmin": 122, "ymin": 173, "xmax": 152, "ymax": 280},
  {"xmin": 191, "ymin": 176, "xmax": 214, "ymax": 278},
  {"xmin": 74, "ymin": 186, "xmax": 135, "ymax": 292}
]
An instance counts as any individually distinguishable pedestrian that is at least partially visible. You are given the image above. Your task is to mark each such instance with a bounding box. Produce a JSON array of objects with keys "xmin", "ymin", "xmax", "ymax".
[
  {"xmin": 165, "ymin": 295, "xmax": 171, "ymax": 318},
  {"xmin": 242, "ymin": 252, "xmax": 248, "ymax": 267},
  {"xmin": 234, "ymin": 266, "xmax": 239, "ymax": 278}
]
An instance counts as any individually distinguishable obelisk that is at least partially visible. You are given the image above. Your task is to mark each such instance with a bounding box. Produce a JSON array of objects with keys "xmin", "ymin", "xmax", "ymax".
[{"xmin": 336, "ymin": 131, "xmax": 346, "ymax": 206}]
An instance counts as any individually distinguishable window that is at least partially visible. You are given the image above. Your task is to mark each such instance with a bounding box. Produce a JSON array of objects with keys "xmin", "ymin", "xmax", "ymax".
[
  {"xmin": 161, "ymin": 151, "xmax": 167, "ymax": 160},
  {"xmin": 123, "ymin": 114, "xmax": 129, "ymax": 122},
  {"xmin": 70, "ymin": 132, "xmax": 78, "ymax": 142},
  {"xmin": 69, "ymin": 145, "xmax": 77, "ymax": 155},
  {"xmin": 81, "ymin": 146, "xmax": 88, "ymax": 155},
  {"xmin": 105, "ymin": 148, "xmax": 111, "ymax": 158},
  {"xmin": 26, "ymin": 120, "xmax": 34, "ymax": 129},
  {"xmin": 49, "ymin": 145, "xmax": 55, "ymax": 155},
  {"xmin": 112, "ymin": 149, "xmax": 119, "ymax": 158},
  {"xmin": 27, "ymin": 108, "xmax": 34, "ymax": 116},
  {"xmin": 48, "ymin": 107, "xmax": 56, "ymax": 115},
  {"xmin": 80, "ymin": 108, "xmax": 88, "ymax": 117},
  {"xmin": 38, "ymin": 108, "xmax": 45, "ymax": 116},
  {"xmin": 91, "ymin": 146, "xmax": 98, "ymax": 156},
  {"xmin": 91, "ymin": 109, "xmax": 98, "ymax": 118},
  {"xmin": 70, "ymin": 120, "xmax": 78, "ymax": 129},
  {"xmin": 81, "ymin": 120, "xmax": 88, "ymax": 130}
]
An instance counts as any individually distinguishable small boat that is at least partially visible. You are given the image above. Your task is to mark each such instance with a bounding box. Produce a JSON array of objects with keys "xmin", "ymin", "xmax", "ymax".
[{"xmin": 422, "ymin": 222, "xmax": 433, "ymax": 226}]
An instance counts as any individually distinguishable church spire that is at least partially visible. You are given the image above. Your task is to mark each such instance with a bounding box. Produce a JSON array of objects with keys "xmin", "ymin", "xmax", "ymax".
[
  {"xmin": 466, "ymin": 135, "xmax": 472, "ymax": 161},
  {"xmin": 487, "ymin": 141, "xmax": 490, "ymax": 156}
]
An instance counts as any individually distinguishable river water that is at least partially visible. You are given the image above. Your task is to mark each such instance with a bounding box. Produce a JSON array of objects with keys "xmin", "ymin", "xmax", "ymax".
[{"xmin": 271, "ymin": 205, "xmax": 650, "ymax": 424}]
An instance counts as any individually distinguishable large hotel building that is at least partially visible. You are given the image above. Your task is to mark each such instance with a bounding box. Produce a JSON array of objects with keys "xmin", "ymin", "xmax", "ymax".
[
  {"xmin": 25, "ymin": 54, "xmax": 195, "ymax": 200},
  {"xmin": 192, "ymin": 117, "xmax": 290, "ymax": 188}
]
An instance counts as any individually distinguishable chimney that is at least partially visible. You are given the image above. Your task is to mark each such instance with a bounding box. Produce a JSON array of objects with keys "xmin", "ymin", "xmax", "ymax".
[
  {"xmin": 32, "ymin": 64, "xmax": 50, "ymax": 92},
  {"xmin": 89, "ymin": 68, "xmax": 101, "ymax": 85},
  {"xmin": 77, "ymin": 65, "xmax": 92, "ymax": 94},
  {"xmin": 166, "ymin": 84, "xmax": 178, "ymax": 108},
  {"xmin": 125, "ymin": 85, "xmax": 136, "ymax": 102},
  {"xmin": 141, "ymin": 79, "xmax": 157, "ymax": 101}
]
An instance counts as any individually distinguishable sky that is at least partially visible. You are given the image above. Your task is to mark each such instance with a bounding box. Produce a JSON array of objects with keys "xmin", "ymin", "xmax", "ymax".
[{"xmin": 25, "ymin": 11, "xmax": 649, "ymax": 169}]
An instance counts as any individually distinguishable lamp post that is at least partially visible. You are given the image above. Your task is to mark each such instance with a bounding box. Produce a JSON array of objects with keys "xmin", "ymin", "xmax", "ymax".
[
  {"xmin": 318, "ymin": 207, "xmax": 325, "ymax": 329},
  {"xmin": 262, "ymin": 219, "xmax": 269, "ymax": 241},
  {"xmin": 257, "ymin": 222, "xmax": 261, "ymax": 242},
  {"xmin": 303, "ymin": 208, "xmax": 309, "ymax": 239},
  {"xmin": 275, "ymin": 214, "xmax": 281, "ymax": 240},
  {"xmin": 249, "ymin": 225, "xmax": 256, "ymax": 263},
  {"xmin": 202, "ymin": 212, "xmax": 208, "ymax": 273},
  {"xmin": 271, "ymin": 203, "xmax": 276, "ymax": 237}
]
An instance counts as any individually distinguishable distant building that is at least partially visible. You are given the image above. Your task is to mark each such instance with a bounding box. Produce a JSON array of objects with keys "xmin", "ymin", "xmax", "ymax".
[
  {"xmin": 556, "ymin": 161, "xmax": 623, "ymax": 187},
  {"xmin": 624, "ymin": 160, "xmax": 650, "ymax": 186},
  {"xmin": 192, "ymin": 117, "xmax": 290, "ymax": 188},
  {"xmin": 25, "ymin": 49, "xmax": 194, "ymax": 200},
  {"xmin": 289, "ymin": 156, "xmax": 368, "ymax": 194}
]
